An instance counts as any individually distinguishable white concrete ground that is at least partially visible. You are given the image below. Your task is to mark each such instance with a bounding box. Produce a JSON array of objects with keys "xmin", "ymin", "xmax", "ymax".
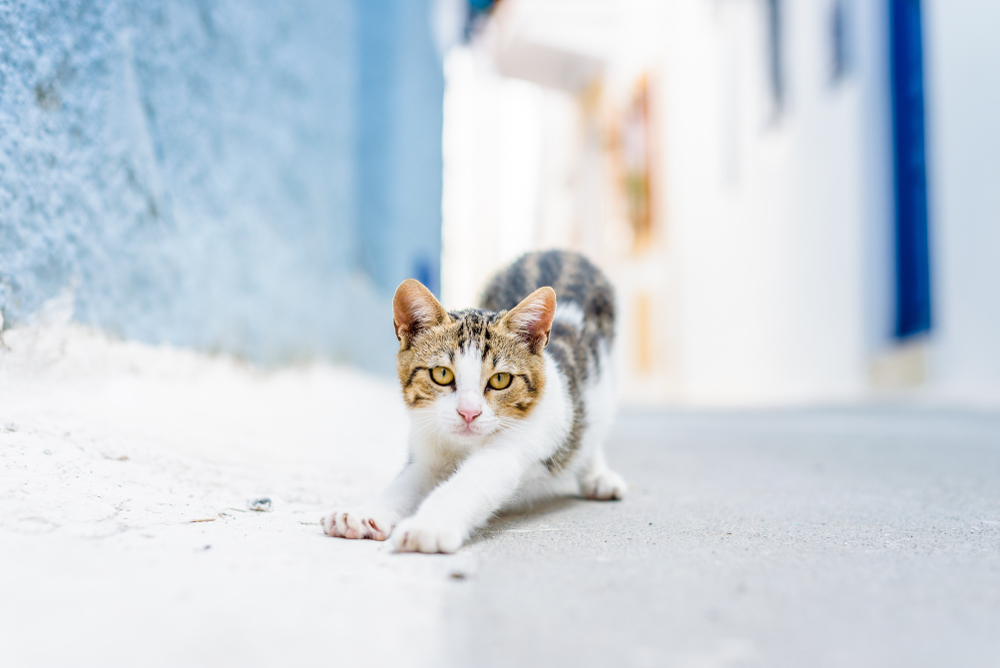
[
  {"xmin": 2, "ymin": 323, "xmax": 999, "ymax": 667},
  {"xmin": 0, "ymin": 323, "xmax": 470, "ymax": 667}
]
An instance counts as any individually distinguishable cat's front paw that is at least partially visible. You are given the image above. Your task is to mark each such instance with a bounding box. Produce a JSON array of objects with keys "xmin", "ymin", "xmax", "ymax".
[
  {"xmin": 321, "ymin": 507, "xmax": 395, "ymax": 541},
  {"xmin": 390, "ymin": 516, "xmax": 464, "ymax": 554},
  {"xmin": 580, "ymin": 468, "xmax": 627, "ymax": 501}
]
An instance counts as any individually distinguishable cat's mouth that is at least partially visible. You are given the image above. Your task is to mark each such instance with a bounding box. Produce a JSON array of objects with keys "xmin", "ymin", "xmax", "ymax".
[{"xmin": 451, "ymin": 421, "xmax": 486, "ymax": 438}]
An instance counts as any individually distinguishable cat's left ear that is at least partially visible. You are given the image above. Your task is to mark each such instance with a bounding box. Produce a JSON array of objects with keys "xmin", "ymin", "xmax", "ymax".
[{"xmin": 504, "ymin": 287, "xmax": 556, "ymax": 353}]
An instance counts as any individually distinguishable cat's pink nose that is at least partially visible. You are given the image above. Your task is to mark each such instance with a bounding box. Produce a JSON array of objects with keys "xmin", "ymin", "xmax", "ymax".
[{"xmin": 458, "ymin": 407, "xmax": 481, "ymax": 425}]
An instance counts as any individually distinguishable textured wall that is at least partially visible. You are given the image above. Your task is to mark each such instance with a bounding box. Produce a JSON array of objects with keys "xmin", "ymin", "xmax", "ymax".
[
  {"xmin": 0, "ymin": 0, "xmax": 443, "ymax": 371},
  {"xmin": 926, "ymin": 0, "xmax": 1000, "ymax": 398}
]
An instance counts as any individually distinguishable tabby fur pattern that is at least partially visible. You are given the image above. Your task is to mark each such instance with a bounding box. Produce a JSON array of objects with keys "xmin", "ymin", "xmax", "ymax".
[{"xmin": 322, "ymin": 250, "xmax": 626, "ymax": 553}]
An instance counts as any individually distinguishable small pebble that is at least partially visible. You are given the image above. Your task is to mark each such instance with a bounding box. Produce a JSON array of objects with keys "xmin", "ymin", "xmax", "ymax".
[{"xmin": 248, "ymin": 497, "xmax": 272, "ymax": 512}]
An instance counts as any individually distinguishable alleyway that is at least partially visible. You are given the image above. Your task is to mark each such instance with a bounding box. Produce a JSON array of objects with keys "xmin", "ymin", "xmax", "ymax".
[{"xmin": 2, "ymin": 327, "xmax": 998, "ymax": 667}]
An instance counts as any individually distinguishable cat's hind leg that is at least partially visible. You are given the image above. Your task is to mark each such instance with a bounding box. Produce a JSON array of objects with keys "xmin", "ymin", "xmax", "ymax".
[
  {"xmin": 577, "ymin": 350, "xmax": 626, "ymax": 501},
  {"xmin": 579, "ymin": 446, "xmax": 627, "ymax": 500}
]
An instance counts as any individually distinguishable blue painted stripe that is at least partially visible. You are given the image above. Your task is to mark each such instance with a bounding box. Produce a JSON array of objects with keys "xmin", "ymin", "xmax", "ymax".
[{"xmin": 889, "ymin": 0, "xmax": 932, "ymax": 338}]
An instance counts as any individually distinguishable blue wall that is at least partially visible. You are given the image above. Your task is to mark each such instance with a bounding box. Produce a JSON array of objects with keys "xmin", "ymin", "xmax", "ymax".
[
  {"xmin": 354, "ymin": 0, "xmax": 443, "ymax": 298},
  {"xmin": 0, "ymin": 0, "xmax": 443, "ymax": 372}
]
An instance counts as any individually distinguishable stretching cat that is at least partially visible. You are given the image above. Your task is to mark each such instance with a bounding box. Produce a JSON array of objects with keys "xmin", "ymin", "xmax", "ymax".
[{"xmin": 322, "ymin": 250, "xmax": 626, "ymax": 553}]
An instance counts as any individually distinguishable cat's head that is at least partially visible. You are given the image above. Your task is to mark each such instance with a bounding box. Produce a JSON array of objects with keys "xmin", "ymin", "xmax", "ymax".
[{"xmin": 392, "ymin": 279, "xmax": 556, "ymax": 442}]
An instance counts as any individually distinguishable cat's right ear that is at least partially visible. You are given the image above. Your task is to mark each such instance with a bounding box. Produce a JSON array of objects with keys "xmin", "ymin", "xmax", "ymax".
[{"xmin": 393, "ymin": 279, "xmax": 450, "ymax": 344}]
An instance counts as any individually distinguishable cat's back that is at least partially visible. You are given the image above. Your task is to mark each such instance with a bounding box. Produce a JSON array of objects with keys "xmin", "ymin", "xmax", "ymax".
[
  {"xmin": 479, "ymin": 250, "xmax": 615, "ymax": 347},
  {"xmin": 482, "ymin": 250, "xmax": 616, "ymax": 476}
]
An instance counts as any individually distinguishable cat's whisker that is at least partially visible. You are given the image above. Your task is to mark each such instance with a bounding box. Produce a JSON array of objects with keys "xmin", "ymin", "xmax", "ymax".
[{"xmin": 410, "ymin": 415, "xmax": 441, "ymax": 440}]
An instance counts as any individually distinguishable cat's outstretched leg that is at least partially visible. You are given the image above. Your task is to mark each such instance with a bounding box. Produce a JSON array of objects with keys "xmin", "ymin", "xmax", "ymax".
[
  {"xmin": 579, "ymin": 447, "xmax": 626, "ymax": 501},
  {"xmin": 322, "ymin": 462, "xmax": 431, "ymax": 541},
  {"xmin": 390, "ymin": 445, "xmax": 529, "ymax": 554}
]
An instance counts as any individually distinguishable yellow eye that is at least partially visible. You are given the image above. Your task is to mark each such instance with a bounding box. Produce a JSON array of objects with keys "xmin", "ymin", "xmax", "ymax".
[
  {"xmin": 431, "ymin": 366, "xmax": 454, "ymax": 385},
  {"xmin": 488, "ymin": 372, "xmax": 512, "ymax": 390}
]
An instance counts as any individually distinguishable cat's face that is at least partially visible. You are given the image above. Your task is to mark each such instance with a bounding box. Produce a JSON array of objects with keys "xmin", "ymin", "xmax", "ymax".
[{"xmin": 393, "ymin": 280, "xmax": 556, "ymax": 443}]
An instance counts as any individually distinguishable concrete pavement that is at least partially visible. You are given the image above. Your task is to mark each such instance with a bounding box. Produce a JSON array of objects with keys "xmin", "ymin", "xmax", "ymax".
[
  {"xmin": 440, "ymin": 408, "xmax": 1000, "ymax": 668},
  {"xmin": 3, "ymin": 325, "xmax": 997, "ymax": 667}
]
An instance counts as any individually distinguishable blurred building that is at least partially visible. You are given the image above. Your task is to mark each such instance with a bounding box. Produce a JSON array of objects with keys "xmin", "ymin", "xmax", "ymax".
[
  {"xmin": 0, "ymin": 0, "xmax": 443, "ymax": 373},
  {"xmin": 441, "ymin": 0, "xmax": 1000, "ymax": 406}
]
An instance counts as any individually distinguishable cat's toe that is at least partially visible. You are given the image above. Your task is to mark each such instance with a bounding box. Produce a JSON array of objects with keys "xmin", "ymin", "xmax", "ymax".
[
  {"xmin": 390, "ymin": 517, "xmax": 463, "ymax": 554},
  {"xmin": 321, "ymin": 508, "xmax": 393, "ymax": 540},
  {"xmin": 321, "ymin": 512, "xmax": 340, "ymax": 536},
  {"xmin": 356, "ymin": 515, "xmax": 390, "ymax": 541},
  {"xmin": 581, "ymin": 469, "xmax": 627, "ymax": 501}
]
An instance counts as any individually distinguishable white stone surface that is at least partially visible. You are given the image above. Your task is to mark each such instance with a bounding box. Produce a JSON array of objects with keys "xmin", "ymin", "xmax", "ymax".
[{"xmin": 0, "ymin": 323, "xmax": 466, "ymax": 667}]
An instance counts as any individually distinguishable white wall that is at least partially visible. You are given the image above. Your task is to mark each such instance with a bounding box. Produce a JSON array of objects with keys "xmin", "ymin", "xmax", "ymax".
[
  {"xmin": 661, "ymin": 0, "xmax": 875, "ymax": 404},
  {"xmin": 440, "ymin": 47, "xmax": 581, "ymax": 311},
  {"xmin": 925, "ymin": 0, "xmax": 1000, "ymax": 402}
]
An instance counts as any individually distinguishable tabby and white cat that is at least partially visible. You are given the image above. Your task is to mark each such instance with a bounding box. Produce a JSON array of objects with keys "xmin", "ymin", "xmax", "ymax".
[{"xmin": 322, "ymin": 250, "xmax": 626, "ymax": 553}]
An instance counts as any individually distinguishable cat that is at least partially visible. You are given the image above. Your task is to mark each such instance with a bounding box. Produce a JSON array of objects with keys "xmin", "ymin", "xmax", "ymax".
[{"xmin": 322, "ymin": 250, "xmax": 626, "ymax": 553}]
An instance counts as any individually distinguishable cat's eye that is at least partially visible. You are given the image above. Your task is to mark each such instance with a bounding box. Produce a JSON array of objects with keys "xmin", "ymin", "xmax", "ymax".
[
  {"xmin": 488, "ymin": 372, "xmax": 512, "ymax": 390},
  {"xmin": 430, "ymin": 366, "xmax": 454, "ymax": 385}
]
